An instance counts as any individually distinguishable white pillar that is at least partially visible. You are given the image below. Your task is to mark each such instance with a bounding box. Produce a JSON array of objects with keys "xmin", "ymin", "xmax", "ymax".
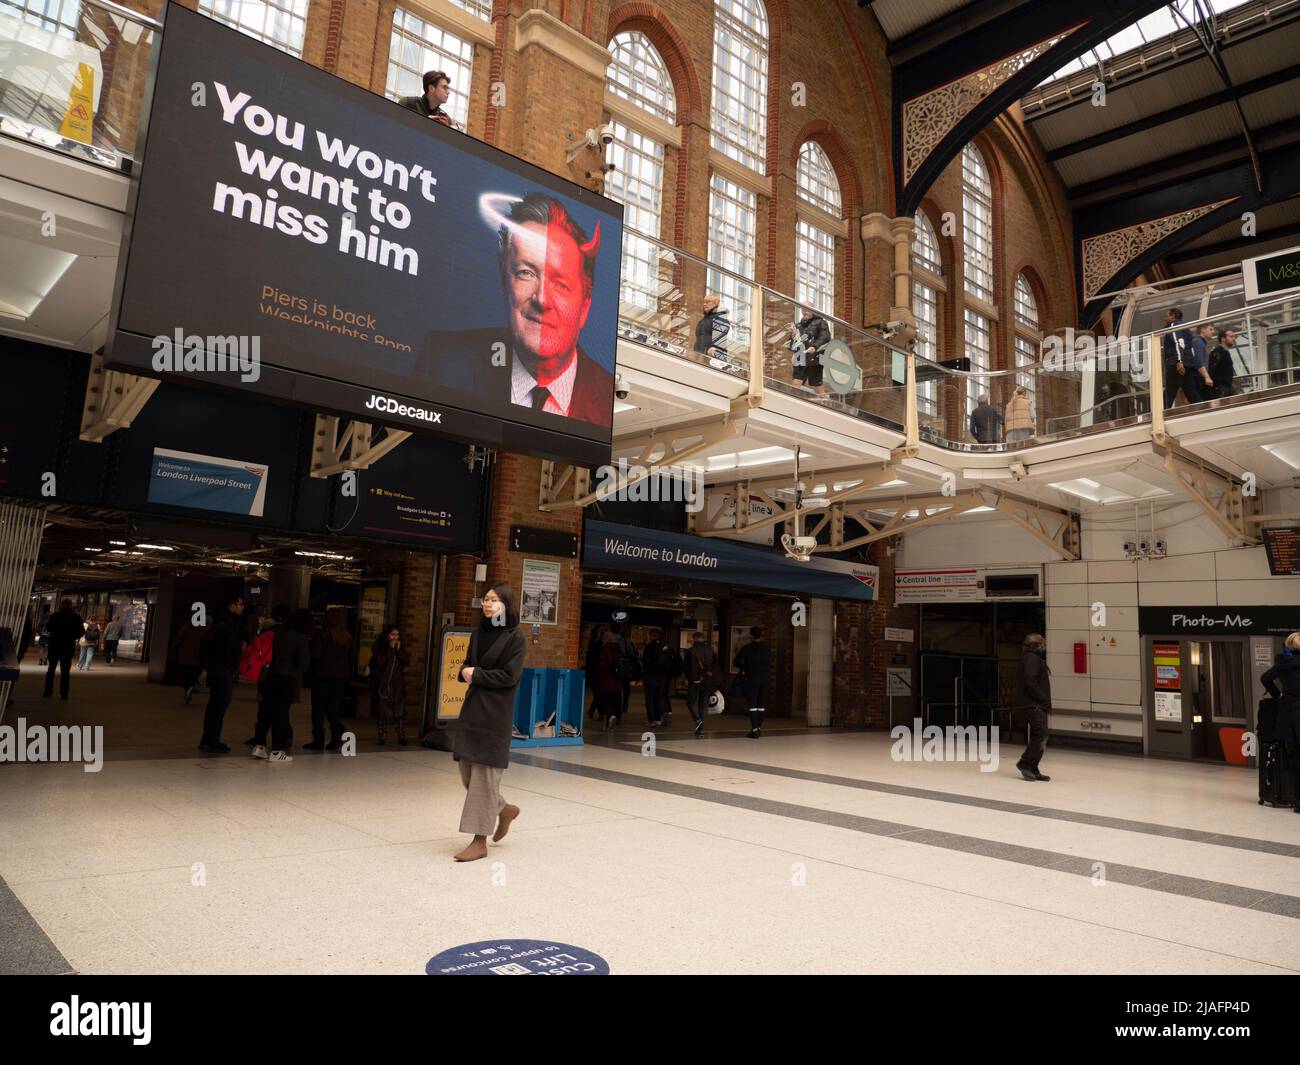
[{"xmin": 806, "ymin": 597, "xmax": 834, "ymax": 727}]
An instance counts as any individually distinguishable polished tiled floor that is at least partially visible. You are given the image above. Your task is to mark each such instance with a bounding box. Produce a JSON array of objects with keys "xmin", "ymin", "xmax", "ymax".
[{"xmin": 2, "ymin": 680, "xmax": 1298, "ymax": 973}]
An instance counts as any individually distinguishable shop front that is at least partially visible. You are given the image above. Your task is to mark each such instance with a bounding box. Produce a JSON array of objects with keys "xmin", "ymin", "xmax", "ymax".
[{"xmin": 1139, "ymin": 606, "xmax": 1294, "ymax": 763}]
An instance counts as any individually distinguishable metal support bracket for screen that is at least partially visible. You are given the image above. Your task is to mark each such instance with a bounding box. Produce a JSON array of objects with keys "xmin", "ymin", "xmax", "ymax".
[
  {"xmin": 79, "ymin": 354, "xmax": 162, "ymax": 442},
  {"xmin": 309, "ymin": 415, "xmax": 412, "ymax": 478}
]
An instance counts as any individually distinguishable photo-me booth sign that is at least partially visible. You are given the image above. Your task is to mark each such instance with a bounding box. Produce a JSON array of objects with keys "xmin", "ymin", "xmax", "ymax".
[{"xmin": 107, "ymin": 3, "xmax": 623, "ymax": 467}]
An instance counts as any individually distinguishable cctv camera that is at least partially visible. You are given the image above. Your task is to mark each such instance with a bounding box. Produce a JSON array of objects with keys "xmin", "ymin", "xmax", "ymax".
[
  {"xmin": 614, "ymin": 373, "xmax": 629, "ymax": 401},
  {"xmin": 780, "ymin": 533, "xmax": 817, "ymax": 561},
  {"xmin": 598, "ymin": 121, "xmax": 615, "ymax": 146}
]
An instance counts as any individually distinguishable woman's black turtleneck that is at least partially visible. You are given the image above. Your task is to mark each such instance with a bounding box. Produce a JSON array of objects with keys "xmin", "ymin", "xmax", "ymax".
[{"xmin": 477, "ymin": 614, "xmax": 511, "ymax": 662}]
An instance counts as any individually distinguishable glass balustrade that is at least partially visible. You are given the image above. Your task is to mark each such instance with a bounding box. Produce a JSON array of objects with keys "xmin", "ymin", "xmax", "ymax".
[{"xmin": 0, "ymin": 0, "xmax": 159, "ymax": 169}]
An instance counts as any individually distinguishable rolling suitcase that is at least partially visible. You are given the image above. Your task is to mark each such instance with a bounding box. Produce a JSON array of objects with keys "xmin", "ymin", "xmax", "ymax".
[{"xmin": 1257, "ymin": 697, "xmax": 1295, "ymax": 807}]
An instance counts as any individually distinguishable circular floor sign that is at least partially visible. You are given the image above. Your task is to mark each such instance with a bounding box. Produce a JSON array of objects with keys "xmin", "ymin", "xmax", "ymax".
[{"xmin": 426, "ymin": 940, "xmax": 609, "ymax": 975}]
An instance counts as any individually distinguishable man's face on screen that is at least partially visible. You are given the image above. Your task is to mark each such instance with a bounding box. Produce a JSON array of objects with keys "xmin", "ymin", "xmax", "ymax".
[{"xmin": 503, "ymin": 220, "xmax": 591, "ymax": 377}]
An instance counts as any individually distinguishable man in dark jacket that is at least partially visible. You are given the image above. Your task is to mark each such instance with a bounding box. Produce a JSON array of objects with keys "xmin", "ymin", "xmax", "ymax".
[
  {"xmin": 641, "ymin": 628, "xmax": 673, "ymax": 727},
  {"xmin": 398, "ymin": 69, "xmax": 453, "ymax": 126},
  {"xmin": 734, "ymin": 627, "xmax": 770, "ymax": 738},
  {"xmin": 1261, "ymin": 633, "xmax": 1300, "ymax": 812},
  {"xmin": 1016, "ymin": 633, "xmax": 1052, "ymax": 780},
  {"xmin": 41, "ymin": 599, "xmax": 84, "ymax": 700},
  {"xmin": 200, "ymin": 595, "xmax": 245, "ymax": 753},
  {"xmin": 791, "ymin": 309, "xmax": 830, "ymax": 388},
  {"xmin": 685, "ymin": 632, "xmax": 717, "ymax": 738},
  {"xmin": 1161, "ymin": 307, "xmax": 1196, "ymax": 408},
  {"xmin": 970, "ymin": 393, "xmax": 1003, "ymax": 444},
  {"xmin": 694, "ymin": 296, "xmax": 731, "ymax": 362}
]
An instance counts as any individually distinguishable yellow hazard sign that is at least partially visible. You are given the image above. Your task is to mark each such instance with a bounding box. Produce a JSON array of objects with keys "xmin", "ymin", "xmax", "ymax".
[{"xmin": 59, "ymin": 62, "xmax": 95, "ymax": 144}]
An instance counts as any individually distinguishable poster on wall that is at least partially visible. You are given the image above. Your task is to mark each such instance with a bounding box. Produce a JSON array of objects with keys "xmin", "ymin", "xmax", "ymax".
[
  {"xmin": 106, "ymin": 4, "xmax": 622, "ymax": 467},
  {"xmin": 729, "ymin": 625, "xmax": 754, "ymax": 672},
  {"xmin": 1154, "ymin": 690, "xmax": 1182, "ymax": 723},
  {"xmin": 1153, "ymin": 642, "xmax": 1181, "ymax": 690},
  {"xmin": 356, "ymin": 581, "xmax": 389, "ymax": 675},
  {"xmin": 520, "ymin": 559, "xmax": 560, "ymax": 625},
  {"xmin": 435, "ymin": 627, "xmax": 473, "ymax": 722},
  {"xmin": 146, "ymin": 447, "xmax": 268, "ymax": 516}
]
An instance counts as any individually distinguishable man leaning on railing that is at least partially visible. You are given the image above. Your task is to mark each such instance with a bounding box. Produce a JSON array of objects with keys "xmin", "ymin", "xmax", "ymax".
[{"xmin": 399, "ymin": 70, "xmax": 455, "ymax": 129}]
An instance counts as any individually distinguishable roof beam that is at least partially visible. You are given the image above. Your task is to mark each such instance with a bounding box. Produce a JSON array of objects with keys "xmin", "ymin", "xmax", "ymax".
[
  {"xmin": 1046, "ymin": 63, "xmax": 1300, "ymax": 162},
  {"xmin": 1165, "ymin": 217, "xmax": 1300, "ymax": 266}
]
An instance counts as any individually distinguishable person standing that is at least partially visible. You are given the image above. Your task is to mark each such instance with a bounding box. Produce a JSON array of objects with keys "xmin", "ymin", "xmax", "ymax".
[
  {"xmin": 685, "ymin": 632, "xmax": 716, "ymax": 738},
  {"xmin": 734, "ymin": 627, "xmax": 770, "ymax": 739},
  {"xmin": 791, "ymin": 308, "xmax": 831, "ymax": 389},
  {"xmin": 102, "ymin": 614, "xmax": 123, "ymax": 664},
  {"xmin": 451, "ymin": 583, "xmax": 526, "ymax": 863},
  {"xmin": 641, "ymin": 628, "xmax": 672, "ymax": 727},
  {"xmin": 1004, "ymin": 385, "xmax": 1034, "ymax": 443},
  {"xmin": 1015, "ymin": 633, "xmax": 1052, "ymax": 781},
  {"xmin": 398, "ymin": 69, "xmax": 453, "ymax": 125},
  {"xmin": 694, "ymin": 296, "xmax": 731, "ymax": 364},
  {"xmin": 614, "ymin": 623, "xmax": 637, "ymax": 717},
  {"xmin": 77, "ymin": 617, "xmax": 100, "ymax": 671},
  {"xmin": 1183, "ymin": 323, "xmax": 1216, "ymax": 404},
  {"xmin": 307, "ymin": 609, "xmax": 354, "ymax": 751},
  {"xmin": 42, "ymin": 599, "xmax": 83, "ymax": 700},
  {"xmin": 1208, "ymin": 328, "xmax": 1238, "ymax": 398},
  {"xmin": 199, "ymin": 595, "xmax": 245, "ymax": 754},
  {"xmin": 369, "ymin": 625, "xmax": 411, "ymax": 746},
  {"xmin": 254, "ymin": 608, "xmax": 311, "ymax": 763},
  {"xmin": 1261, "ymin": 632, "xmax": 1300, "ymax": 813}
]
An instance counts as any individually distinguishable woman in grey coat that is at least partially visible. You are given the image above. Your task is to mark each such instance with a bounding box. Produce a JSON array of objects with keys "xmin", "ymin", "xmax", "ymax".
[{"xmin": 451, "ymin": 583, "xmax": 527, "ymax": 862}]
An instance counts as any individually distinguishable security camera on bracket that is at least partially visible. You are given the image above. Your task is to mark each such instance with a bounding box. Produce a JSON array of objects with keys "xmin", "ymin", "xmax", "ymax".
[{"xmin": 565, "ymin": 123, "xmax": 615, "ymax": 163}]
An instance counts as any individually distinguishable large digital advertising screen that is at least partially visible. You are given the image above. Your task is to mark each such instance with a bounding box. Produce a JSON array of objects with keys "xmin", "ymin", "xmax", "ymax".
[{"xmin": 107, "ymin": 3, "xmax": 623, "ymax": 467}]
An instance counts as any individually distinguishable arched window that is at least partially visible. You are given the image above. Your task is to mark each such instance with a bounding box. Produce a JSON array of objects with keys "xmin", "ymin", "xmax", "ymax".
[
  {"xmin": 385, "ymin": 7, "xmax": 477, "ymax": 129},
  {"xmin": 710, "ymin": 0, "xmax": 768, "ymax": 173},
  {"xmin": 201, "ymin": 0, "xmax": 309, "ymax": 55},
  {"xmin": 911, "ymin": 212, "xmax": 944, "ymax": 417},
  {"xmin": 605, "ymin": 31, "xmax": 677, "ymax": 312},
  {"xmin": 794, "ymin": 144, "xmax": 841, "ymax": 316},
  {"xmin": 961, "ymin": 143, "xmax": 995, "ymax": 419},
  {"xmin": 961, "ymin": 143, "xmax": 994, "ymax": 303},
  {"xmin": 1013, "ymin": 272, "xmax": 1041, "ymax": 408}
]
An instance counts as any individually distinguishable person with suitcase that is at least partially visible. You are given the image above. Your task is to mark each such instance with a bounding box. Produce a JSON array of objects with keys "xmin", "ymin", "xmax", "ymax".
[{"xmin": 1260, "ymin": 632, "xmax": 1300, "ymax": 812}]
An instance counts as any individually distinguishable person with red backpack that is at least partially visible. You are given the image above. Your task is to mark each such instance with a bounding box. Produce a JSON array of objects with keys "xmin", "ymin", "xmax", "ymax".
[{"xmin": 198, "ymin": 594, "xmax": 246, "ymax": 754}]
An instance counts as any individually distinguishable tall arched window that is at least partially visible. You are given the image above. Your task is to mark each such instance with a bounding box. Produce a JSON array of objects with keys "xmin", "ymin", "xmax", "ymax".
[
  {"xmin": 794, "ymin": 143, "xmax": 840, "ymax": 315},
  {"xmin": 961, "ymin": 143, "xmax": 995, "ymax": 419},
  {"xmin": 1013, "ymin": 272, "xmax": 1041, "ymax": 411},
  {"xmin": 605, "ymin": 31, "xmax": 676, "ymax": 312},
  {"xmin": 711, "ymin": 0, "xmax": 768, "ymax": 173},
  {"xmin": 911, "ymin": 212, "xmax": 944, "ymax": 417}
]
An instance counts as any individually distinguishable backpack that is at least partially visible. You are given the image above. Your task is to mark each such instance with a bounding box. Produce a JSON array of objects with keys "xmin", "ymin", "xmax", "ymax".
[
  {"xmin": 613, "ymin": 650, "xmax": 642, "ymax": 682},
  {"xmin": 239, "ymin": 628, "xmax": 276, "ymax": 683}
]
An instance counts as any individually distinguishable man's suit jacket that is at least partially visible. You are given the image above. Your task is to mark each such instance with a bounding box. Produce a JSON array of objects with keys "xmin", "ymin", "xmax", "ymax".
[{"xmin": 423, "ymin": 327, "xmax": 613, "ymax": 429}]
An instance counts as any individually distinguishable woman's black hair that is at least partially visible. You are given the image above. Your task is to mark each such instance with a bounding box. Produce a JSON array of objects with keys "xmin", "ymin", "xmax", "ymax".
[
  {"xmin": 373, "ymin": 623, "xmax": 400, "ymax": 653},
  {"xmin": 486, "ymin": 582, "xmax": 519, "ymax": 629}
]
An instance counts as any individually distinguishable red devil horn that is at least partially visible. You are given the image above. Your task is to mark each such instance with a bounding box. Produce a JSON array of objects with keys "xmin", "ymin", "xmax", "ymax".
[{"xmin": 578, "ymin": 220, "xmax": 601, "ymax": 260}]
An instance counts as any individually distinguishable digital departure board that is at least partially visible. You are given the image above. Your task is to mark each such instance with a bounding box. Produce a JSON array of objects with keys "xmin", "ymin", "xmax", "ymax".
[{"xmin": 1262, "ymin": 527, "xmax": 1300, "ymax": 576}]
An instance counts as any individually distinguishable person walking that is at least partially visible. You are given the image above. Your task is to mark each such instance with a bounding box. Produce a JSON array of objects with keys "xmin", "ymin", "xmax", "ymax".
[
  {"xmin": 199, "ymin": 594, "xmax": 245, "ymax": 754},
  {"xmin": 42, "ymin": 599, "xmax": 84, "ymax": 700},
  {"xmin": 451, "ymin": 583, "xmax": 526, "ymax": 863},
  {"xmin": 641, "ymin": 628, "xmax": 673, "ymax": 727},
  {"xmin": 369, "ymin": 624, "xmax": 410, "ymax": 745},
  {"xmin": 1261, "ymin": 632, "xmax": 1300, "ymax": 813},
  {"xmin": 1015, "ymin": 633, "xmax": 1052, "ymax": 781},
  {"xmin": 694, "ymin": 296, "xmax": 732, "ymax": 366},
  {"xmin": 970, "ymin": 393, "xmax": 1003, "ymax": 444},
  {"xmin": 733, "ymin": 627, "xmax": 770, "ymax": 738},
  {"xmin": 1004, "ymin": 385, "xmax": 1034, "ymax": 444},
  {"xmin": 1160, "ymin": 307, "xmax": 1195, "ymax": 408},
  {"xmin": 1208, "ymin": 328, "xmax": 1239, "ymax": 399},
  {"xmin": 174, "ymin": 616, "xmax": 210, "ymax": 704},
  {"xmin": 102, "ymin": 614, "xmax": 123, "ymax": 664},
  {"xmin": 595, "ymin": 629, "xmax": 623, "ymax": 729},
  {"xmin": 614, "ymin": 623, "xmax": 637, "ymax": 717},
  {"xmin": 685, "ymin": 632, "xmax": 716, "ymax": 738},
  {"xmin": 77, "ymin": 617, "xmax": 101, "ymax": 671},
  {"xmin": 253, "ymin": 608, "xmax": 311, "ymax": 763},
  {"xmin": 306, "ymin": 609, "xmax": 354, "ymax": 751}
]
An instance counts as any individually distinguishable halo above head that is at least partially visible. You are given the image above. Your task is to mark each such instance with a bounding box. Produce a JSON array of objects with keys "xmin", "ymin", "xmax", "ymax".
[{"xmin": 479, "ymin": 191, "xmax": 523, "ymax": 232}]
